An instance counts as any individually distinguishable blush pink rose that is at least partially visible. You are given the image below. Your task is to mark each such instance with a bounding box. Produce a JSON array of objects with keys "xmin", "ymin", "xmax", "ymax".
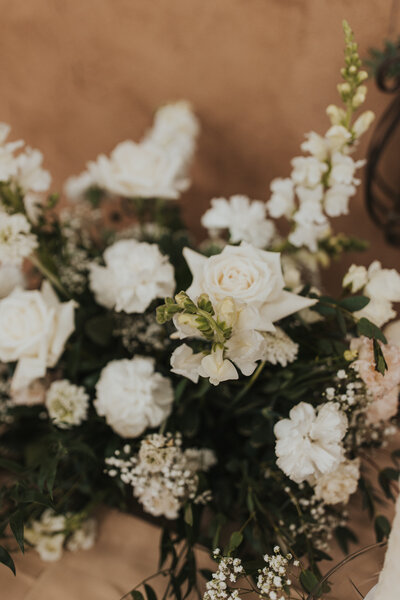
[{"xmin": 350, "ymin": 336, "xmax": 400, "ymax": 423}]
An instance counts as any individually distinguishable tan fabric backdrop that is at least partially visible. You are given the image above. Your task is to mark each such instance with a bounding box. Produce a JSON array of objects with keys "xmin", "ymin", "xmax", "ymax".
[{"xmin": 0, "ymin": 1, "xmax": 400, "ymax": 598}]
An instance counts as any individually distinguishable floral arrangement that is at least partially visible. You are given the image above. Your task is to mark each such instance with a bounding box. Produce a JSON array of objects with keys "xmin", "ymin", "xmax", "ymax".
[{"xmin": 1, "ymin": 21, "xmax": 400, "ymax": 599}]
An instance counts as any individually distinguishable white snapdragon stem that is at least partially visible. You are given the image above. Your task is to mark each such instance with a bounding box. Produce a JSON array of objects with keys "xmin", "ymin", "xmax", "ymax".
[{"xmin": 369, "ymin": 483, "xmax": 400, "ymax": 600}]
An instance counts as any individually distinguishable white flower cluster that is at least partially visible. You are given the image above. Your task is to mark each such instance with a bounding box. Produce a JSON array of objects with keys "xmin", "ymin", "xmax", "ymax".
[
  {"xmin": 203, "ymin": 550, "xmax": 244, "ymax": 600},
  {"xmin": 65, "ymin": 101, "xmax": 199, "ymax": 201},
  {"xmin": 256, "ymin": 547, "xmax": 297, "ymax": 600},
  {"xmin": 274, "ymin": 401, "xmax": 348, "ymax": 485},
  {"xmin": 201, "ymin": 195, "xmax": 276, "ymax": 249},
  {"xmin": 105, "ymin": 433, "xmax": 216, "ymax": 519},
  {"xmin": 169, "ymin": 243, "xmax": 313, "ymax": 385},
  {"xmin": 89, "ymin": 239, "xmax": 175, "ymax": 314},
  {"xmin": 45, "ymin": 379, "xmax": 89, "ymax": 429},
  {"xmin": 343, "ymin": 261, "xmax": 400, "ymax": 327},
  {"xmin": 0, "ymin": 281, "xmax": 76, "ymax": 392},
  {"xmin": 0, "ymin": 122, "xmax": 51, "ymax": 221},
  {"xmin": 94, "ymin": 356, "xmax": 174, "ymax": 438},
  {"xmin": 292, "ymin": 495, "xmax": 348, "ymax": 551},
  {"xmin": 0, "ymin": 212, "xmax": 38, "ymax": 265},
  {"xmin": 24, "ymin": 509, "xmax": 96, "ymax": 562}
]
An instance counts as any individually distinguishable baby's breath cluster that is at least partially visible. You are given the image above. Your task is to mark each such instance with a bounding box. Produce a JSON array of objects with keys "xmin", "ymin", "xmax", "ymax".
[
  {"xmin": 105, "ymin": 433, "xmax": 216, "ymax": 519},
  {"xmin": 203, "ymin": 550, "xmax": 244, "ymax": 600},
  {"xmin": 256, "ymin": 547, "xmax": 298, "ymax": 600},
  {"xmin": 113, "ymin": 312, "xmax": 169, "ymax": 353}
]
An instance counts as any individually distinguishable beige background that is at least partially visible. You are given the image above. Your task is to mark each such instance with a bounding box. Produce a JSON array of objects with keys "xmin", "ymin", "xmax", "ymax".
[{"xmin": 1, "ymin": 0, "xmax": 400, "ymax": 598}]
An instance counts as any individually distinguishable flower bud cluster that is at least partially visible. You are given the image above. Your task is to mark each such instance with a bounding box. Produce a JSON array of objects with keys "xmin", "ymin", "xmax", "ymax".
[
  {"xmin": 105, "ymin": 433, "xmax": 216, "ymax": 520},
  {"xmin": 256, "ymin": 547, "xmax": 297, "ymax": 600}
]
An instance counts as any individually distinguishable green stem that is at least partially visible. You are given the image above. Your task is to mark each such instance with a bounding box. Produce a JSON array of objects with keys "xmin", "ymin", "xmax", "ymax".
[
  {"xmin": 233, "ymin": 361, "xmax": 266, "ymax": 405},
  {"xmin": 30, "ymin": 254, "xmax": 69, "ymax": 298}
]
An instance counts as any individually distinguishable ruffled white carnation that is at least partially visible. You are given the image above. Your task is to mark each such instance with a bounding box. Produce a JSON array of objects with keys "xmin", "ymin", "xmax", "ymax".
[
  {"xmin": 94, "ymin": 357, "xmax": 174, "ymax": 438},
  {"xmin": 274, "ymin": 402, "xmax": 348, "ymax": 484},
  {"xmin": 261, "ymin": 327, "xmax": 299, "ymax": 367},
  {"xmin": 89, "ymin": 239, "xmax": 175, "ymax": 314},
  {"xmin": 201, "ymin": 195, "xmax": 275, "ymax": 248},
  {"xmin": 46, "ymin": 379, "xmax": 89, "ymax": 429},
  {"xmin": 0, "ymin": 282, "xmax": 76, "ymax": 391},
  {"xmin": 0, "ymin": 212, "xmax": 38, "ymax": 265},
  {"xmin": 314, "ymin": 459, "xmax": 360, "ymax": 505}
]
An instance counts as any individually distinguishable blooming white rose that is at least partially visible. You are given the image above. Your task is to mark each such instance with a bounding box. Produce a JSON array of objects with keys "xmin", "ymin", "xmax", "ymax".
[
  {"xmin": 267, "ymin": 178, "xmax": 295, "ymax": 219},
  {"xmin": 274, "ymin": 402, "xmax": 348, "ymax": 484},
  {"xmin": 94, "ymin": 356, "xmax": 174, "ymax": 437},
  {"xmin": 324, "ymin": 183, "xmax": 356, "ymax": 217},
  {"xmin": 89, "ymin": 239, "xmax": 175, "ymax": 314},
  {"xmin": 0, "ymin": 212, "xmax": 38, "ymax": 265},
  {"xmin": 342, "ymin": 264, "xmax": 368, "ymax": 293},
  {"xmin": 46, "ymin": 379, "xmax": 89, "ymax": 429},
  {"xmin": 0, "ymin": 263, "xmax": 25, "ymax": 298},
  {"xmin": 183, "ymin": 243, "xmax": 316, "ymax": 332},
  {"xmin": 201, "ymin": 195, "xmax": 275, "ymax": 248},
  {"xmin": 314, "ymin": 459, "xmax": 360, "ymax": 505},
  {"xmin": 290, "ymin": 156, "xmax": 328, "ymax": 188},
  {"xmin": 170, "ymin": 343, "xmax": 203, "ymax": 383},
  {"xmin": 0, "ymin": 282, "xmax": 76, "ymax": 391},
  {"xmin": 198, "ymin": 347, "xmax": 238, "ymax": 386}
]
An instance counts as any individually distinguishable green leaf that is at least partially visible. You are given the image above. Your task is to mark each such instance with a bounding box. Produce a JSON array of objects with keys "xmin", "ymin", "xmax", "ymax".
[
  {"xmin": 184, "ymin": 504, "xmax": 193, "ymax": 527},
  {"xmin": 0, "ymin": 546, "xmax": 15, "ymax": 575},
  {"xmin": 335, "ymin": 309, "xmax": 347, "ymax": 336},
  {"xmin": 375, "ymin": 515, "xmax": 391, "ymax": 542},
  {"xmin": 335, "ymin": 526, "xmax": 358, "ymax": 554},
  {"xmin": 10, "ymin": 512, "xmax": 24, "ymax": 553},
  {"xmin": 228, "ymin": 531, "xmax": 243, "ymax": 552},
  {"xmin": 144, "ymin": 584, "xmax": 157, "ymax": 600},
  {"xmin": 300, "ymin": 570, "xmax": 320, "ymax": 594},
  {"xmin": 130, "ymin": 591, "xmax": 144, "ymax": 600},
  {"xmin": 357, "ymin": 317, "xmax": 387, "ymax": 343},
  {"xmin": 373, "ymin": 339, "xmax": 388, "ymax": 375},
  {"xmin": 0, "ymin": 458, "xmax": 24, "ymax": 474},
  {"xmin": 339, "ymin": 296, "xmax": 370, "ymax": 312},
  {"xmin": 200, "ymin": 569, "xmax": 213, "ymax": 581}
]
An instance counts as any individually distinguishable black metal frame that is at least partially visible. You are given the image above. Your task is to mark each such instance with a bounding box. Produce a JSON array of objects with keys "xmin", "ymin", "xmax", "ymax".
[{"xmin": 366, "ymin": 55, "xmax": 400, "ymax": 246}]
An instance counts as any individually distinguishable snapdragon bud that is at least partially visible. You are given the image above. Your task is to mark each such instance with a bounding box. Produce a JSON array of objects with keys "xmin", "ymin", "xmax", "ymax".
[
  {"xmin": 176, "ymin": 313, "xmax": 200, "ymax": 330},
  {"xmin": 352, "ymin": 110, "xmax": 375, "ymax": 138},
  {"xmin": 352, "ymin": 85, "xmax": 367, "ymax": 108},
  {"xmin": 216, "ymin": 297, "xmax": 238, "ymax": 329},
  {"xmin": 326, "ymin": 104, "xmax": 346, "ymax": 125},
  {"xmin": 344, "ymin": 349, "xmax": 358, "ymax": 361},
  {"xmin": 175, "ymin": 291, "xmax": 196, "ymax": 312}
]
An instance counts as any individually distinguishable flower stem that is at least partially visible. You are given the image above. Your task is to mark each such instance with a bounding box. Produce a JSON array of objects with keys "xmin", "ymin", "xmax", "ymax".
[
  {"xmin": 30, "ymin": 254, "xmax": 69, "ymax": 297},
  {"xmin": 233, "ymin": 361, "xmax": 266, "ymax": 405}
]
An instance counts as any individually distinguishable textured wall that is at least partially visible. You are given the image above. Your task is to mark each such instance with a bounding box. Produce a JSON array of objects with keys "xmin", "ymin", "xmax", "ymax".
[{"xmin": 0, "ymin": 0, "xmax": 399, "ymax": 284}]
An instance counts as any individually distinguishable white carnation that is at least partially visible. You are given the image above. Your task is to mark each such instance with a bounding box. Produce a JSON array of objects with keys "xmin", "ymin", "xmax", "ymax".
[
  {"xmin": 267, "ymin": 177, "xmax": 295, "ymax": 219},
  {"xmin": 201, "ymin": 195, "xmax": 275, "ymax": 248},
  {"xmin": 46, "ymin": 380, "xmax": 89, "ymax": 429},
  {"xmin": 94, "ymin": 357, "xmax": 174, "ymax": 438},
  {"xmin": 89, "ymin": 239, "xmax": 175, "ymax": 313},
  {"xmin": 261, "ymin": 327, "xmax": 299, "ymax": 367},
  {"xmin": 314, "ymin": 459, "xmax": 360, "ymax": 505},
  {"xmin": 274, "ymin": 402, "xmax": 348, "ymax": 484},
  {"xmin": 0, "ymin": 212, "xmax": 38, "ymax": 265},
  {"xmin": 0, "ymin": 282, "xmax": 76, "ymax": 391}
]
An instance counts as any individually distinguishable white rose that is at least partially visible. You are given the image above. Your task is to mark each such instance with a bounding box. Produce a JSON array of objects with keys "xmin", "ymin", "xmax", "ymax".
[
  {"xmin": 0, "ymin": 263, "xmax": 25, "ymax": 298},
  {"xmin": 267, "ymin": 178, "xmax": 295, "ymax": 219},
  {"xmin": 170, "ymin": 344, "xmax": 203, "ymax": 383},
  {"xmin": 0, "ymin": 282, "xmax": 76, "ymax": 391},
  {"xmin": 89, "ymin": 239, "xmax": 175, "ymax": 314},
  {"xmin": 94, "ymin": 356, "xmax": 174, "ymax": 438},
  {"xmin": 198, "ymin": 347, "xmax": 238, "ymax": 386},
  {"xmin": 183, "ymin": 243, "xmax": 316, "ymax": 332},
  {"xmin": 342, "ymin": 264, "xmax": 368, "ymax": 293}
]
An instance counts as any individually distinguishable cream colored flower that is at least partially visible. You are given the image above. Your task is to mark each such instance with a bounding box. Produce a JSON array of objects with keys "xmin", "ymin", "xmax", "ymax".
[
  {"xmin": 0, "ymin": 212, "xmax": 38, "ymax": 265},
  {"xmin": 170, "ymin": 343, "xmax": 203, "ymax": 383},
  {"xmin": 267, "ymin": 178, "xmax": 295, "ymax": 219},
  {"xmin": 89, "ymin": 239, "xmax": 175, "ymax": 314},
  {"xmin": 314, "ymin": 459, "xmax": 360, "ymax": 505},
  {"xmin": 0, "ymin": 282, "xmax": 76, "ymax": 391},
  {"xmin": 183, "ymin": 243, "xmax": 316, "ymax": 332},
  {"xmin": 198, "ymin": 347, "xmax": 238, "ymax": 386},
  {"xmin": 0, "ymin": 263, "xmax": 25, "ymax": 298},
  {"xmin": 343, "ymin": 264, "xmax": 368, "ymax": 293},
  {"xmin": 46, "ymin": 379, "xmax": 89, "ymax": 429}
]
